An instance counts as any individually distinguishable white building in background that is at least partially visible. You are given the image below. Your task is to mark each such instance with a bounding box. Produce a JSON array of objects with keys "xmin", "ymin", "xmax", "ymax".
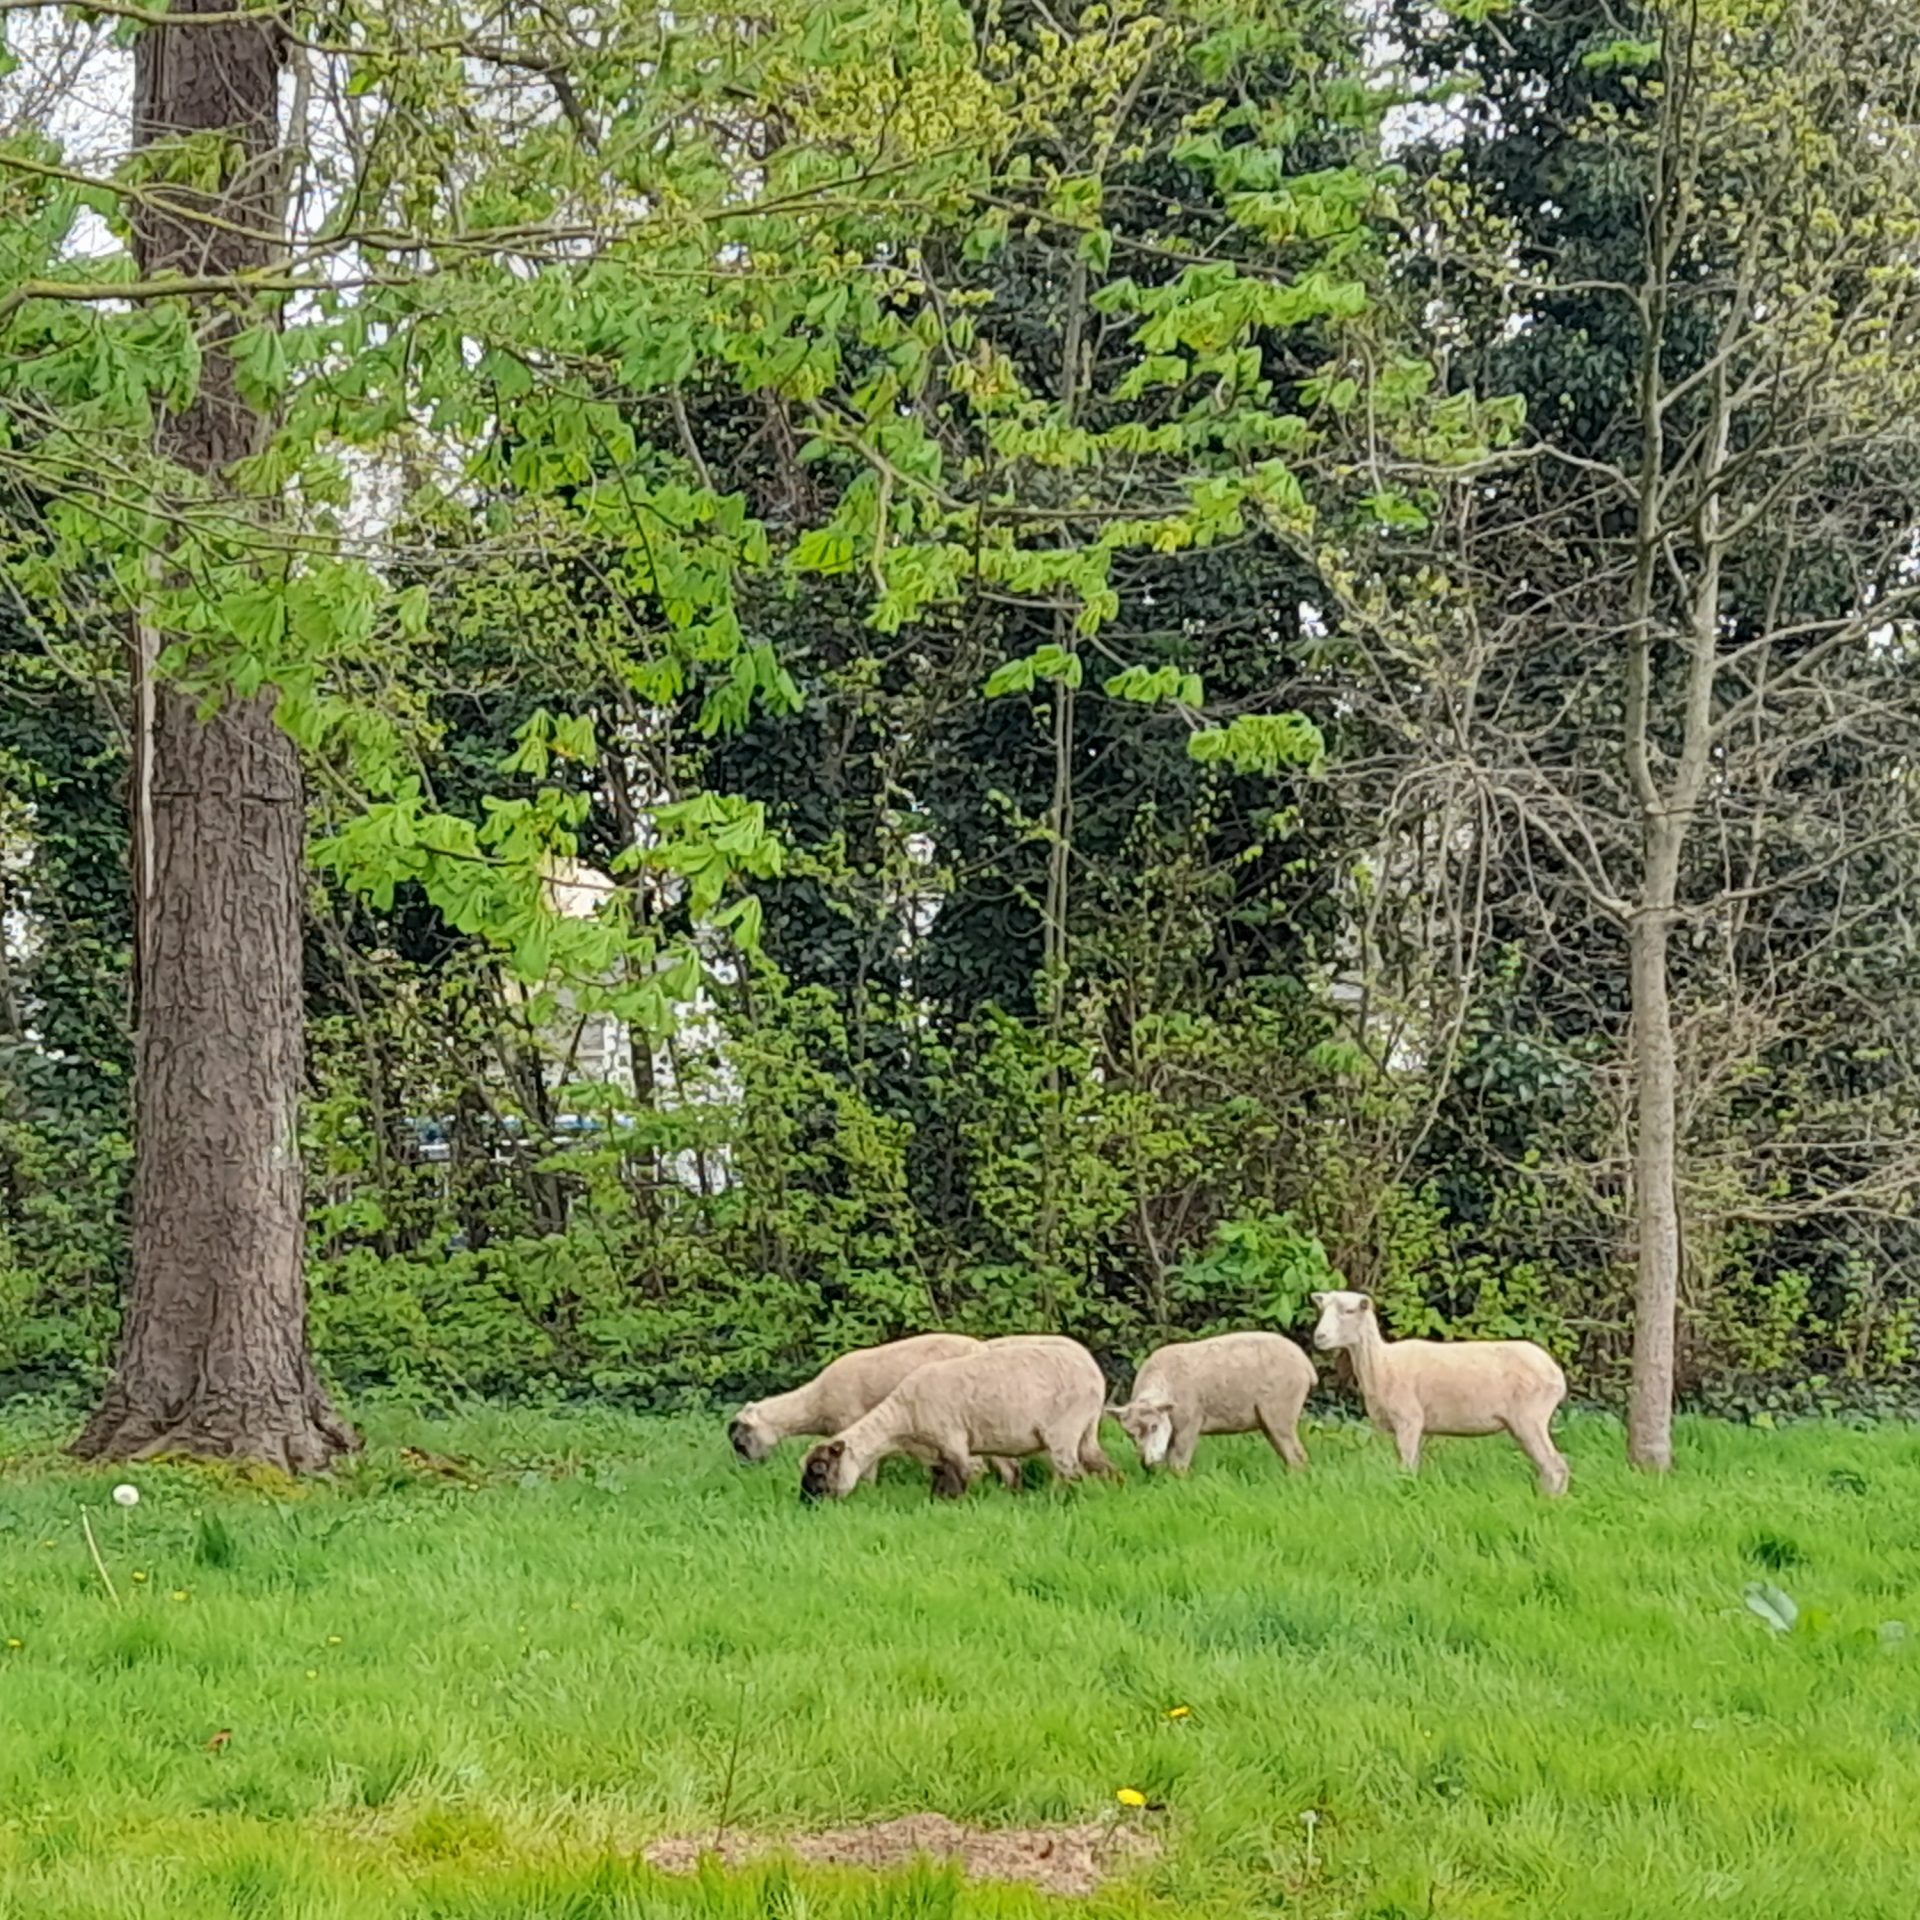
[
  {"xmin": 492, "ymin": 854, "xmax": 734, "ymax": 1192},
  {"xmin": 532, "ymin": 855, "xmax": 628, "ymax": 1087}
]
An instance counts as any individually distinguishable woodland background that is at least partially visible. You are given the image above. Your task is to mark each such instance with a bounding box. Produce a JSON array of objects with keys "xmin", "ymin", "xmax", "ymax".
[{"xmin": 1, "ymin": 0, "xmax": 1917, "ymax": 1438}]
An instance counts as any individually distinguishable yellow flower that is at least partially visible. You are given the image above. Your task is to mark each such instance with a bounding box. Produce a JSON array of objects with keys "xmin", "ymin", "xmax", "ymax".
[
  {"xmin": 305, "ymin": 1669, "xmax": 318, "ymax": 1680},
  {"xmin": 1165, "ymin": 1705, "xmax": 1191, "ymax": 1719},
  {"xmin": 5, "ymin": 1639, "xmax": 22, "ymax": 1651},
  {"xmin": 1116, "ymin": 1788, "xmax": 1147, "ymax": 1808},
  {"xmin": 132, "ymin": 1572, "xmax": 148, "ymax": 1584},
  {"xmin": 171, "ymin": 1590, "xmax": 189, "ymax": 1602},
  {"xmin": 326, "ymin": 1635, "xmax": 343, "ymax": 1646}
]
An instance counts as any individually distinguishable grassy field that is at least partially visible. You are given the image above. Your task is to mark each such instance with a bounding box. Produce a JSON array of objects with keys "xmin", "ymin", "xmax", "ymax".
[{"xmin": 2, "ymin": 1406, "xmax": 1918, "ymax": 1919}]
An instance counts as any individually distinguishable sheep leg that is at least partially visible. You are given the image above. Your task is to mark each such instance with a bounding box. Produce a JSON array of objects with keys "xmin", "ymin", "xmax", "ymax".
[
  {"xmin": 991, "ymin": 1457, "xmax": 1024, "ymax": 1491},
  {"xmin": 930, "ymin": 1451, "xmax": 979, "ymax": 1500},
  {"xmin": 1257, "ymin": 1408, "xmax": 1310, "ymax": 1472},
  {"xmin": 1077, "ymin": 1420, "xmax": 1122, "ymax": 1480},
  {"xmin": 1506, "ymin": 1414, "xmax": 1570, "ymax": 1497},
  {"xmin": 1165, "ymin": 1425, "xmax": 1200, "ymax": 1476},
  {"xmin": 1391, "ymin": 1421, "xmax": 1423, "ymax": 1475}
]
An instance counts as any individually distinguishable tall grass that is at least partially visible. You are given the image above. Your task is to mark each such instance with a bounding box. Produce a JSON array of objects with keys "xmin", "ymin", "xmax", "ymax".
[{"xmin": 2, "ymin": 1408, "xmax": 1917, "ymax": 1917}]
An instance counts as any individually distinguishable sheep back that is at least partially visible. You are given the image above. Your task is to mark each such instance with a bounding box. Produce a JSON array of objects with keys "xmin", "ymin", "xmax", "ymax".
[
  {"xmin": 1389, "ymin": 1339, "xmax": 1567, "ymax": 1436},
  {"xmin": 886, "ymin": 1335, "xmax": 1107, "ymax": 1455},
  {"xmin": 1132, "ymin": 1330, "xmax": 1315, "ymax": 1430},
  {"xmin": 801, "ymin": 1332, "xmax": 986, "ymax": 1432}
]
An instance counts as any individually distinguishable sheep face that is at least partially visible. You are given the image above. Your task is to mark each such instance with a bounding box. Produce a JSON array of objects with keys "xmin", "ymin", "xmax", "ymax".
[
  {"xmin": 1112, "ymin": 1398, "xmax": 1175, "ymax": 1468},
  {"xmin": 728, "ymin": 1408, "xmax": 775, "ymax": 1463},
  {"xmin": 1312, "ymin": 1289, "xmax": 1375, "ymax": 1351},
  {"xmin": 799, "ymin": 1438, "xmax": 858, "ymax": 1502}
]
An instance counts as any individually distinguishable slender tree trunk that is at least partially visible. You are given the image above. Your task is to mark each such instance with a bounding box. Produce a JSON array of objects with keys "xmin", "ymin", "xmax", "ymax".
[
  {"xmin": 75, "ymin": 0, "xmax": 354, "ymax": 1470},
  {"xmin": 1626, "ymin": 827, "xmax": 1684, "ymax": 1471}
]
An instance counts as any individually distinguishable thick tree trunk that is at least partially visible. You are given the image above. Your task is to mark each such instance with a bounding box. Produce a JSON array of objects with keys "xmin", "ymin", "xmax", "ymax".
[
  {"xmin": 1626, "ymin": 853, "xmax": 1682, "ymax": 1471},
  {"xmin": 75, "ymin": 0, "xmax": 354, "ymax": 1470}
]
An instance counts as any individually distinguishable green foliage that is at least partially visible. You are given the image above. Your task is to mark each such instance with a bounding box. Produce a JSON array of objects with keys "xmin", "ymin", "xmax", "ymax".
[
  {"xmin": 1, "ymin": 0, "xmax": 1916, "ymax": 1446},
  {"xmin": 1169, "ymin": 1210, "xmax": 1338, "ymax": 1330}
]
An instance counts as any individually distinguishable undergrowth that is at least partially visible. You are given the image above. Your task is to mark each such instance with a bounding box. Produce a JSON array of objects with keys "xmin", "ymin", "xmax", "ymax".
[{"xmin": 2, "ymin": 1408, "xmax": 1918, "ymax": 1917}]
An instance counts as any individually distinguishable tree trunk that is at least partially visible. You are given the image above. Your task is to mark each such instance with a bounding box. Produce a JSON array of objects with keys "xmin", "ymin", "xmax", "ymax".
[
  {"xmin": 1626, "ymin": 837, "xmax": 1683, "ymax": 1471},
  {"xmin": 74, "ymin": 0, "xmax": 354, "ymax": 1470}
]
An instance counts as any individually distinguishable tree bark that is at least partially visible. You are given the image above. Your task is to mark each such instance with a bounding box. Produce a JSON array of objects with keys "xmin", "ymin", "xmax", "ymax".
[
  {"xmin": 74, "ymin": 0, "xmax": 354, "ymax": 1470},
  {"xmin": 1626, "ymin": 830, "xmax": 1684, "ymax": 1471}
]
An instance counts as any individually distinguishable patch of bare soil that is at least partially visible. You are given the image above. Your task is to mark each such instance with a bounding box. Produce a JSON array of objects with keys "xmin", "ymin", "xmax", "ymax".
[{"xmin": 644, "ymin": 1812, "xmax": 1159, "ymax": 1898}]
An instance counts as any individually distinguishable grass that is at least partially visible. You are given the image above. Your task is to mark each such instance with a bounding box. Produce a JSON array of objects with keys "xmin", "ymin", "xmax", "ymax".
[{"xmin": 2, "ymin": 1406, "xmax": 1919, "ymax": 1919}]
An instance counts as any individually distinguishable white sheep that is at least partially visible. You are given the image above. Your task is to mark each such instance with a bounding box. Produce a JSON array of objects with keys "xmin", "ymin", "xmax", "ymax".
[
  {"xmin": 729, "ymin": 1334, "xmax": 1020, "ymax": 1489},
  {"xmin": 799, "ymin": 1335, "xmax": 1120, "ymax": 1501},
  {"xmin": 1310, "ymin": 1289, "xmax": 1570, "ymax": 1495},
  {"xmin": 1109, "ymin": 1330, "xmax": 1314, "ymax": 1474}
]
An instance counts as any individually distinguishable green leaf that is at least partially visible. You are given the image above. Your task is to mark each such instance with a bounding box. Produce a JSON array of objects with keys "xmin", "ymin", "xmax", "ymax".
[
  {"xmin": 230, "ymin": 324, "xmax": 287, "ymax": 405},
  {"xmin": 1582, "ymin": 37, "xmax": 1661, "ymax": 74},
  {"xmin": 395, "ymin": 585, "xmax": 431, "ymax": 637}
]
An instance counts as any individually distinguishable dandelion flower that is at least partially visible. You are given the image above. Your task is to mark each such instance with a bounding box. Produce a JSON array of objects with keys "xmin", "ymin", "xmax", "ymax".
[
  {"xmin": 5, "ymin": 1639, "xmax": 21, "ymax": 1651},
  {"xmin": 326, "ymin": 1635, "xmax": 342, "ymax": 1646},
  {"xmin": 132, "ymin": 1572, "xmax": 148, "ymax": 1584},
  {"xmin": 1166, "ymin": 1705, "xmax": 1191, "ymax": 1719},
  {"xmin": 1116, "ymin": 1788, "xmax": 1147, "ymax": 1808},
  {"xmin": 171, "ymin": 1590, "xmax": 189, "ymax": 1602},
  {"xmin": 305, "ymin": 1669, "xmax": 318, "ymax": 1680}
]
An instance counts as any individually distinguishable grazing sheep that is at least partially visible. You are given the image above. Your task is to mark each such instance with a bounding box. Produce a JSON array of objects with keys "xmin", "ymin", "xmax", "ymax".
[
  {"xmin": 1110, "ymin": 1330, "xmax": 1314, "ymax": 1475},
  {"xmin": 799, "ymin": 1335, "xmax": 1119, "ymax": 1502},
  {"xmin": 1310, "ymin": 1290, "xmax": 1570, "ymax": 1495},
  {"xmin": 729, "ymin": 1335, "xmax": 1020, "ymax": 1488}
]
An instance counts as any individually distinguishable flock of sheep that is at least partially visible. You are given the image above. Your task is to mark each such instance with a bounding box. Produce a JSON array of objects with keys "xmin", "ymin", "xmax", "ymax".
[{"xmin": 728, "ymin": 1290, "xmax": 1572, "ymax": 1500}]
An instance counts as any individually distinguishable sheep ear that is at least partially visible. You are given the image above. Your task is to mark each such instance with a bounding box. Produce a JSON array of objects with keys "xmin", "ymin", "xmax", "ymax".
[
  {"xmin": 823, "ymin": 1438, "xmax": 847, "ymax": 1459},
  {"xmin": 1311, "ymin": 1291, "xmax": 1329, "ymax": 1308}
]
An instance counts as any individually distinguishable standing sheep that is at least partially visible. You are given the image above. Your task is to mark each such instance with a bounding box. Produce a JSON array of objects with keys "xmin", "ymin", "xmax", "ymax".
[
  {"xmin": 1110, "ymin": 1331, "xmax": 1314, "ymax": 1475},
  {"xmin": 1311, "ymin": 1290, "xmax": 1570, "ymax": 1495},
  {"xmin": 799, "ymin": 1335, "xmax": 1119, "ymax": 1501},
  {"xmin": 728, "ymin": 1335, "xmax": 1020, "ymax": 1488}
]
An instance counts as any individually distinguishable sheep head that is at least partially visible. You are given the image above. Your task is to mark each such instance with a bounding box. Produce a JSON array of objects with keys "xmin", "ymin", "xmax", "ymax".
[
  {"xmin": 1311, "ymin": 1289, "xmax": 1376, "ymax": 1352},
  {"xmin": 1109, "ymin": 1396, "xmax": 1175, "ymax": 1468},
  {"xmin": 799, "ymin": 1437, "xmax": 856, "ymax": 1502},
  {"xmin": 728, "ymin": 1407, "xmax": 775, "ymax": 1463}
]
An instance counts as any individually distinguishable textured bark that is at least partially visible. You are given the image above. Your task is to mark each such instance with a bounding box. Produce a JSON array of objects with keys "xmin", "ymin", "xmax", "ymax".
[
  {"xmin": 75, "ymin": 0, "xmax": 355, "ymax": 1471},
  {"xmin": 1625, "ymin": 828, "xmax": 1684, "ymax": 1473},
  {"xmin": 1625, "ymin": 908, "xmax": 1681, "ymax": 1469}
]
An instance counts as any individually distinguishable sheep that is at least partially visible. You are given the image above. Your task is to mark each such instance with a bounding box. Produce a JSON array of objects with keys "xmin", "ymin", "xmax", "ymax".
[
  {"xmin": 798, "ymin": 1335, "xmax": 1120, "ymax": 1501},
  {"xmin": 1310, "ymin": 1289, "xmax": 1570, "ymax": 1495},
  {"xmin": 1109, "ymin": 1330, "xmax": 1314, "ymax": 1475},
  {"xmin": 729, "ymin": 1334, "xmax": 1021, "ymax": 1489}
]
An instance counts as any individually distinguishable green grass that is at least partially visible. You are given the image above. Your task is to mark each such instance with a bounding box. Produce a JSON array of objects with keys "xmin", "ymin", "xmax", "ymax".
[{"xmin": 2, "ymin": 1408, "xmax": 1919, "ymax": 1919}]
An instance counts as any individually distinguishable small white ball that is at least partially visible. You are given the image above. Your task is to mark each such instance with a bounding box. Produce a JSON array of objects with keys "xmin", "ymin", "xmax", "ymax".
[{"xmin": 111, "ymin": 1483, "xmax": 140, "ymax": 1508}]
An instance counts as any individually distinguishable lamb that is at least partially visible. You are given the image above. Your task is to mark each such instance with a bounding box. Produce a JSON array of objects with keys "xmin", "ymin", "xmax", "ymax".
[
  {"xmin": 1109, "ymin": 1330, "xmax": 1314, "ymax": 1475},
  {"xmin": 799, "ymin": 1335, "xmax": 1120, "ymax": 1501},
  {"xmin": 1310, "ymin": 1289, "xmax": 1570, "ymax": 1495},
  {"xmin": 729, "ymin": 1334, "xmax": 1020, "ymax": 1488}
]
